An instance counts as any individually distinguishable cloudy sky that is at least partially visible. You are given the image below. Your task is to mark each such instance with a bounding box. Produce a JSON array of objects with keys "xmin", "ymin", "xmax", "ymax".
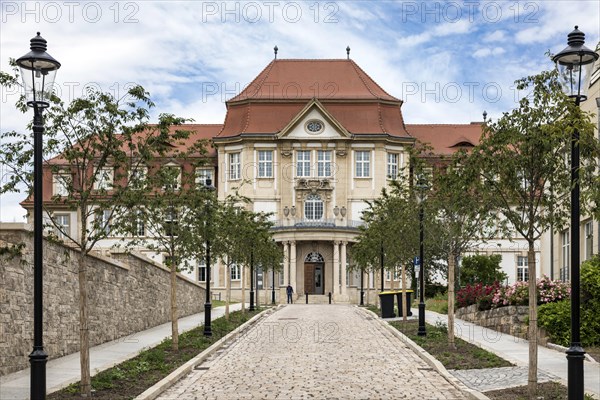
[{"xmin": 1, "ymin": 0, "xmax": 599, "ymax": 221}]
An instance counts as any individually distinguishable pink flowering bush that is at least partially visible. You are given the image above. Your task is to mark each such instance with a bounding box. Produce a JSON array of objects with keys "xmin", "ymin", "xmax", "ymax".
[{"xmin": 458, "ymin": 276, "xmax": 570, "ymax": 310}]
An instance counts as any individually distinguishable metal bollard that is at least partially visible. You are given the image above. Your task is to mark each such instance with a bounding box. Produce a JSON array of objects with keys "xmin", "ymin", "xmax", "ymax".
[
  {"xmin": 306, "ymin": 293, "xmax": 308, "ymax": 304},
  {"xmin": 328, "ymin": 292, "xmax": 332, "ymax": 304}
]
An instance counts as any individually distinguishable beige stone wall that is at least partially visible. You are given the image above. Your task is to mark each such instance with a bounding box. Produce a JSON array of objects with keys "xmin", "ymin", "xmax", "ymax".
[{"xmin": 0, "ymin": 225, "xmax": 205, "ymax": 376}]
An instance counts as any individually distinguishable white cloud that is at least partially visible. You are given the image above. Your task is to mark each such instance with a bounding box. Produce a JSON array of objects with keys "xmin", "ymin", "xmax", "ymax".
[{"xmin": 484, "ymin": 30, "xmax": 506, "ymax": 42}]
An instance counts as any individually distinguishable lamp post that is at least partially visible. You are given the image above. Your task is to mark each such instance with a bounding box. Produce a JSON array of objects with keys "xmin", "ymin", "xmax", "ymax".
[
  {"xmin": 380, "ymin": 242, "xmax": 384, "ymax": 292},
  {"xmin": 272, "ymin": 265, "xmax": 276, "ymax": 304},
  {"xmin": 415, "ymin": 178, "xmax": 429, "ymax": 337},
  {"xmin": 203, "ymin": 178, "xmax": 216, "ymax": 336},
  {"xmin": 250, "ymin": 249, "xmax": 255, "ymax": 311},
  {"xmin": 552, "ymin": 26, "xmax": 598, "ymax": 400},
  {"xmin": 360, "ymin": 267, "xmax": 364, "ymax": 306},
  {"xmin": 16, "ymin": 32, "xmax": 61, "ymax": 400}
]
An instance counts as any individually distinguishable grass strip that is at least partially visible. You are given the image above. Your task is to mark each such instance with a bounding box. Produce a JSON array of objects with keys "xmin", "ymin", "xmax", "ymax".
[{"xmin": 49, "ymin": 308, "xmax": 264, "ymax": 400}]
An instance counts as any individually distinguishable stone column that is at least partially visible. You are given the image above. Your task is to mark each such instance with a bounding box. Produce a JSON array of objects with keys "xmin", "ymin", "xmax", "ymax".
[
  {"xmin": 283, "ymin": 241, "xmax": 289, "ymax": 285},
  {"xmin": 290, "ymin": 241, "xmax": 297, "ymax": 293},
  {"xmin": 333, "ymin": 241, "xmax": 340, "ymax": 295},
  {"xmin": 340, "ymin": 241, "xmax": 347, "ymax": 296}
]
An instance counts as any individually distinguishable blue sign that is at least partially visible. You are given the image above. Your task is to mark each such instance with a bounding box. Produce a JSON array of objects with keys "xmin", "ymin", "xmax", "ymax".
[{"xmin": 413, "ymin": 256, "xmax": 420, "ymax": 266}]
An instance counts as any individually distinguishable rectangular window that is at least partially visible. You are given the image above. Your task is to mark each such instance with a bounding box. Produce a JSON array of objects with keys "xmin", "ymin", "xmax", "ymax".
[
  {"xmin": 387, "ymin": 153, "xmax": 399, "ymax": 179},
  {"xmin": 279, "ymin": 264, "xmax": 285, "ymax": 286},
  {"xmin": 129, "ymin": 166, "xmax": 147, "ymax": 189},
  {"xmin": 164, "ymin": 207, "xmax": 178, "ymax": 237},
  {"xmin": 196, "ymin": 168, "xmax": 214, "ymax": 186},
  {"xmin": 198, "ymin": 260, "xmax": 206, "ymax": 282},
  {"xmin": 296, "ymin": 151, "xmax": 311, "ymax": 177},
  {"xmin": 585, "ymin": 221, "xmax": 594, "ymax": 260},
  {"xmin": 355, "ymin": 151, "xmax": 370, "ymax": 178},
  {"xmin": 134, "ymin": 210, "xmax": 145, "ymax": 237},
  {"xmin": 95, "ymin": 209, "xmax": 111, "ymax": 236},
  {"xmin": 517, "ymin": 256, "xmax": 528, "ymax": 281},
  {"xmin": 229, "ymin": 153, "xmax": 241, "ymax": 180},
  {"xmin": 53, "ymin": 174, "xmax": 71, "ymax": 197},
  {"xmin": 230, "ymin": 264, "xmax": 241, "ymax": 280},
  {"xmin": 561, "ymin": 231, "xmax": 570, "ymax": 282},
  {"xmin": 258, "ymin": 150, "xmax": 273, "ymax": 178},
  {"xmin": 54, "ymin": 214, "xmax": 70, "ymax": 240},
  {"xmin": 163, "ymin": 166, "xmax": 181, "ymax": 191},
  {"xmin": 317, "ymin": 150, "xmax": 332, "ymax": 177},
  {"xmin": 94, "ymin": 167, "xmax": 114, "ymax": 190}
]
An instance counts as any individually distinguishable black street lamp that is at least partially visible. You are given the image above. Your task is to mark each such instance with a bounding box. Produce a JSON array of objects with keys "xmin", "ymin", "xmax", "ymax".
[
  {"xmin": 271, "ymin": 265, "xmax": 276, "ymax": 305},
  {"xmin": 249, "ymin": 250, "xmax": 255, "ymax": 311},
  {"xmin": 360, "ymin": 267, "xmax": 365, "ymax": 306},
  {"xmin": 415, "ymin": 178, "xmax": 429, "ymax": 337},
  {"xmin": 552, "ymin": 26, "xmax": 598, "ymax": 400},
  {"xmin": 203, "ymin": 178, "xmax": 216, "ymax": 337},
  {"xmin": 16, "ymin": 32, "xmax": 61, "ymax": 400},
  {"xmin": 380, "ymin": 242, "xmax": 384, "ymax": 292}
]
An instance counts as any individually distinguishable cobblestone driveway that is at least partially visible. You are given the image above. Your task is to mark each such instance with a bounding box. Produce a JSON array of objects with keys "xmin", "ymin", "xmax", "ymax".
[{"xmin": 158, "ymin": 305, "xmax": 469, "ymax": 399}]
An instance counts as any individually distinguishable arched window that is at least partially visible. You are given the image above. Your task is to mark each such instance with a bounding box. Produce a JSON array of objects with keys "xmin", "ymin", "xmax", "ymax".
[
  {"xmin": 305, "ymin": 252, "xmax": 325, "ymax": 262},
  {"xmin": 304, "ymin": 194, "xmax": 323, "ymax": 220}
]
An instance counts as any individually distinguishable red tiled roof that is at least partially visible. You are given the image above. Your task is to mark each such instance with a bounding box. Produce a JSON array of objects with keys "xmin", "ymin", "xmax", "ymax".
[
  {"xmin": 48, "ymin": 124, "xmax": 222, "ymax": 165},
  {"xmin": 217, "ymin": 59, "xmax": 410, "ymax": 139},
  {"xmin": 229, "ymin": 59, "xmax": 400, "ymax": 102},
  {"xmin": 406, "ymin": 123, "xmax": 483, "ymax": 155}
]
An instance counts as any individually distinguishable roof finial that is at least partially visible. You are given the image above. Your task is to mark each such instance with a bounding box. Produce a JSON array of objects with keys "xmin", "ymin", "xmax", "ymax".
[
  {"xmin": 274, "ymin": 45, "xmax": 278, "ymax": 60},
  {"xmin": 346, "ymin": 46, "xmax": 351, "ymax": 59},
  {"xmin": 483, "ymin": 110, "xmax": 488, "ymax": 122}
]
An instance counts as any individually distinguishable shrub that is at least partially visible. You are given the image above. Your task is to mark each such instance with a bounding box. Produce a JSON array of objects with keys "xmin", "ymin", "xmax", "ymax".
[
  {"xmin": 460, "ymin": 254, "xmax": 507, "ymax": 286},
  {"xmin": 456, "ymin": 282, "xmax": 500, "ymax": 309},
  {"xmin": 537, "ymin": 256, "xmax": 600, "ymax": 347}
]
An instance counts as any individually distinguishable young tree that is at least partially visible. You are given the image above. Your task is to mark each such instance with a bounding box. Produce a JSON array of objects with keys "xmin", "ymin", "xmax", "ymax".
[
  {"xmin": 117, "ymin": 130, "xmax": 208, "ymax": 351},
  {"xmin": 470, "ymin": 70, "xmax": 599, "ymax": 397},
  {"xmin": 428, "ymin": 151, "xmax": 498, "ymax": 348},
  {"xmin": 0, "ymin": 64, "xmax": 180, "ymax": 396},
  {"xmin": 459, "ymin": 254, "xmax": 506, "ymax": 286}
]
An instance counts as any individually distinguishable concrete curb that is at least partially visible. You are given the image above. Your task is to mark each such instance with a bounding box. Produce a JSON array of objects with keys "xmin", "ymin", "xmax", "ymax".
[
  {"xmin": 361, "ymin": 307, "xmax": 490, "ymax": 400},
  {"xmin": 135, "ymin": 307, "xmax": 275, "ymax": 400}
]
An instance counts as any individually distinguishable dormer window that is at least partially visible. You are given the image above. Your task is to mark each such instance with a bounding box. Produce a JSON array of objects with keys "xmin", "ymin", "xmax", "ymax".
[
  {"xmin": 94, "ymin": 167, "xmax": 114, "ymax": 191},
  {"xmin": 162, "ymin": 165, "xmax": 181, "ymax": 191}
]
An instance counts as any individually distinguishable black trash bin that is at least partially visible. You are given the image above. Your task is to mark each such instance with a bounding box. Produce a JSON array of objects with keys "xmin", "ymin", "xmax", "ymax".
[
  {"xmin": 378, "ymin": 292, "xmax": 396, "ymax": 318},
  {"xmin": 395, "ymin": 290, "xmax": 414, "ymax": 317}
]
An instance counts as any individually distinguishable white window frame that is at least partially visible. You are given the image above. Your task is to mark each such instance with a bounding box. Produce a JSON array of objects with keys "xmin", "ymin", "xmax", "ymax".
[
  {"xmin": 134, "ymin": 210, "xmax": 145, "ymax": 237},
  {"xmin": 296, "ymin": 150, "xmax": 311, "ymax": 177},
  {"xmin": 585, "ymin": 221, "xmax": 593, "ymax": 260},
  {"xmin": 164, "ymin": 206, "xmax": 178, "ymax": 237},
  {"xmin": 317, "ymin": 150, "xmax": 332, "ymax": 177},
  {"xmin": 162, "ymin": 166, "xmax": 182, "ymax": 191},
  {"xmin": 230, "ymin": 264, "xmax": 241, "ymax": 280},
  {"xmin": 198, "ymin": 260, "xmax": 207, "ymax": 282},
  {"xmin": 257, "ymin": 150, "xmax": 273, "ymax": 178},
  {"xmin": 196, "ymin": 167, "xmax": 214, "ymax": 186},
  {"xmin": 517, "ymin": 256, "xmax": 528, "ymax": 282},
  {"xmin": 95, "ymin": 209, "xmax": 111, "ymax": 236},
  {"xmin": 229, "ymin": 153, "xmax": 241, "ymax": 181},
  {"xmin": 129, "ymin": 166, "xmax": 147, "ymax": 188},
  {"xmin": 355, "ymin": 151, "xmax": 370, "ymax": 178},
  {"xmin": 387, "ymin": 153, "xmax": 399, "ymax": 180},
  {"xmin": 54, "ymin": 214, "xmax": 70, "ymax": 240},
  {"xmin": 561, "ymin": 230, "xmax": 570, "ymax": 281},
  {"xmin": 94, "ymin": 167, "xmax": 114, "ymax": 190},
  {"xmin": 53, "ymin": 173, "xmax": 71, "ymax": 197},
  {"xmin": 304, "ymin": 194, "xmax": 324, "ymax": 221},
  {"xmin": 279, "ymin": 264, "xmax": 285, "ymax": 286}
]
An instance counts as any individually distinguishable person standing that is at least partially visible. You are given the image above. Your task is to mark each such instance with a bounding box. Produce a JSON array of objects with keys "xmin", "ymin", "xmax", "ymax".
[{"xmin": 286, "ymin": 284, "xmax": 294, "ymax": 304}]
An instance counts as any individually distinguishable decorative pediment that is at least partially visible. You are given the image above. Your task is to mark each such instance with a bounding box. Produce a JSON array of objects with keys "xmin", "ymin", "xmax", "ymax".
[{"xmin": 277, "ymin": 99, "xmax": 350, "ymax": 140}]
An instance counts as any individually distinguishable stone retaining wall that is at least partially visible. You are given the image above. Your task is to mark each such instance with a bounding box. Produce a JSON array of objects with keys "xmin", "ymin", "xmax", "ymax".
[
  {"xmin": 0, "ymin": 224, "xmax": 205, "ymax": 376},
  {"xmin": 455, "ymin": 304, "xmax": 534, "ymax": 340}
]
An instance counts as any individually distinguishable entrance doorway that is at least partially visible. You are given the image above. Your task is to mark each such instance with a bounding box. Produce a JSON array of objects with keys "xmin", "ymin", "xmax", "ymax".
[{"xmin": 304, "ymin": 252, "xmax": 325, "ymax": 295}]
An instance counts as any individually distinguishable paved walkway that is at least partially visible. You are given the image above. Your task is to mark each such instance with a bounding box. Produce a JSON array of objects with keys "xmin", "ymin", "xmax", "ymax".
[
  {"xmin": 419, "ymin": 309, "xmax": 600, "ymax": 397},
  {"xmin": 158, "ymin": 305, "xmax": 471, "ymax": 400},
  {"xmin": 0, "ymin": 304, "xmax": 244, "ymax": 400}
]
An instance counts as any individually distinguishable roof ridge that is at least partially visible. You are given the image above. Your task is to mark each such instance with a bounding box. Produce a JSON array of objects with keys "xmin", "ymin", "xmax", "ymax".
[
  {"xmin": 349, "ymin": 60, "xmax": 400, "ymax": 102},
  {"xmin": 406, "ymin": 123, "xmax": 482, "ymax": 126},
  {"xmin": 230, "ymin": 60, "xmax": 276, "ymax": 102}
]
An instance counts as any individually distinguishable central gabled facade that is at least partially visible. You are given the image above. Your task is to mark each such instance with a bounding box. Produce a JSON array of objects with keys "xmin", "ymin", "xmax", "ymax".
[{"xmin": 212, "ymin": 59, "xmax": 414, "ymax": 302}]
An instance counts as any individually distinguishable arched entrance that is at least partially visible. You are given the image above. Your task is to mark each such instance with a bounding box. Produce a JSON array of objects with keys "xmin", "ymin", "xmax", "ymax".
[{"xmin": 304, "ymin": 252, "xmax": 325, "ymax": 295}]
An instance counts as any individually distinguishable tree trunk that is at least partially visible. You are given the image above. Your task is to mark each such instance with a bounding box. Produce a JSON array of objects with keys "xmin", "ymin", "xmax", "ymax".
[
  {"xmin": 170, "ymin": 262, "xmax": 179, "ymax": 351},
  {"xmin": 527, "ymin": 242, "xmax": 538, "ymax": 397},
  {"xmin": 447, "ymin": 253, "xmax": 456, "ymax": 349},
  {"xmin": 225, "ymin": 264, "xmax": 231, "ymax": 320},
  {"xmin": 401, "ymin": 263, "xmax": 407, "ymax": 322},
  {"xmin": 241, "ymin": 265, "xmax": 246, "ymax": 312},
  {"xmin": 78, "ymin": 252, "xmax": 91, "ymax": 397}
]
